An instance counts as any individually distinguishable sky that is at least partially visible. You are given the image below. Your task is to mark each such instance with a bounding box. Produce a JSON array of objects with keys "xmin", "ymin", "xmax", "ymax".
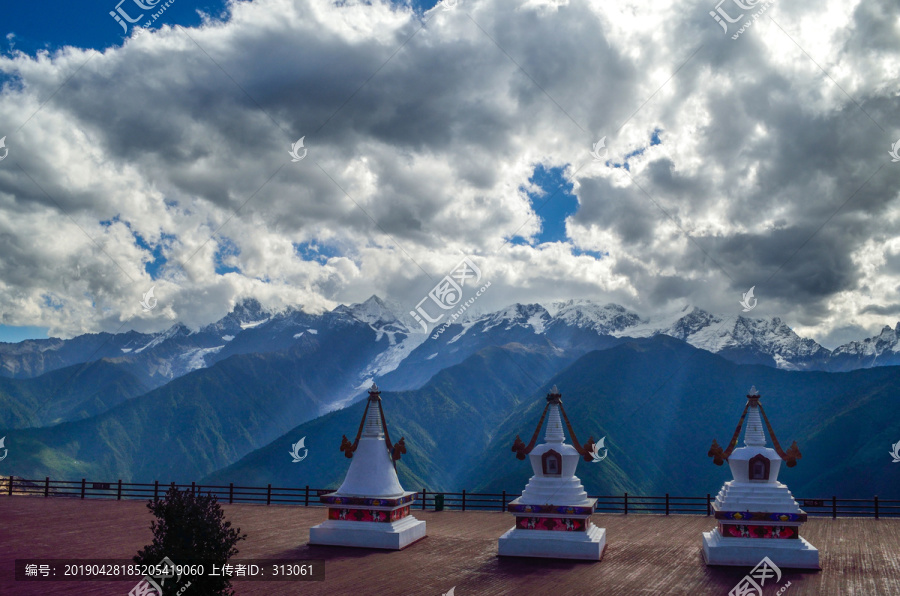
[{"xmin": 0, "ymin": 0, "xmax": 898, "ymax": 348}]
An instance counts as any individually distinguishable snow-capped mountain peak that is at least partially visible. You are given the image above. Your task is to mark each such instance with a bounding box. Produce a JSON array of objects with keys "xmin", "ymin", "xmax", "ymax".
[
  {"xmin": 199, "ymin": 297, "xmax": 274, "ymax": 337},
  {"xmin": 546, "ymin": 300, "xmax": 643, "ymax": 334},
  {"xmin": 230, "ymin": 297, "xmax": 269, "ymax": 323},
  {"xmin": 340, "ymin": 295, "xmax": 402, "ymax": 326},
  {"xmin": 832, "ymin": 323, "xmax": 900, "ymax": 357},
  {"xmin": 599, "ymin": 306, "xmax": 831, "ymax": 369},
  {"xmin": 134, "ymin": 323, "xmax": 191, "ymax": 354},
  {"xmin": 482, "ymin": 303, "xmax": 551, "ymax": 334}
]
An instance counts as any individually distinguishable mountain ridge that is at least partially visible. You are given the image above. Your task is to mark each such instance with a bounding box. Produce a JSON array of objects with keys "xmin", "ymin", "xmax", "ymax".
[{"xmin": 5, "ymin": 297, "xmax": 894, "ymax": 389}]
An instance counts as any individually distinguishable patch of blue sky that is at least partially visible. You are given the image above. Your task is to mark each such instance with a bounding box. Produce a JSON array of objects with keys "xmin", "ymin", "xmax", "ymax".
[
  {"xmin": 512, "ymin": 163, "xmax": 620, "ymax": 260},
  {"xmin": 214, "ymin": 237, "xmax": 241, "ymax": 275},
  {"xmin": 514, "ymin": 164, "xmax": 578, "ymax": 246},
  {"xmin": 294, "ymin": 241, "xmax": 340, "ymax": 264},
  {"xmin": 41, "ymin": 294, "xmax": 64, "ymax": 310},
  {"xmin": 2, "ymin": 1, "xmax": 230, "ymax": 56},
  {"xmin": 573, "ymin": 248, "xmax": 608, "ymax": 259},
  {"xmin": 0, "ymin": 325, "xmax": 49, "ymax": 343},
  {"xmin": 609, "ymin": 128, "xmax": 663, "ymax": 171},
  {"xmin": 392, "ymin": 0, "xmax": 442, "ymax": 14},
  {"xmin": 132, "ymin": 231, "xmax": 174, "ymax": 279}
]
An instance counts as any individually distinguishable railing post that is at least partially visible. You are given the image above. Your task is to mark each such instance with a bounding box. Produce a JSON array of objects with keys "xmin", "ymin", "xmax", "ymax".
[
  {"xmin": 81, "ymin": 479, "xmax": 86, "ymax": 500},
  {"xmin": 422, "ymin": 488, "xmax": 427, "ymax": 511},
  {"xmin": 665, "ymin": 493, "xmax": 670, "ymax": 516},
  {"xmin": 7, "ymin": 475, "xmax": 12, "ymax": 496},
  {"xmin": 502, "ymin": 490, "xmax": 506, "ymax": 512},
  {"xmin": 154, "ymin": 480, "xmax": 159, "ymax": 501},
  {"xmin": 875, "ymin": 495, "xmax": 879, "ymax": 520},
  {"xmin": 117, "ymin": 479, "xmax": 122, "ymax": 500},
  {"xmin": 266, "ymin": 484, "xmax": 272, "ymax": 505},
  {"xmin": 229, "ymin": 483, "xmax": 234, "ymax": 504},
  {"xmin": 462, "ymin": 490, "xmax": 466, "ymax": 512},
  {"xmin": 44, "ymin": 477, "xmax": 50, "ymax": 498},
  {"xmin": 707, "ymin": 493, "xmax": 711, "ymax": 516},
  {"xmin": 624, "ymin": 492, "xmax": 628, "ymax": 515},
  {"xmin": 305, "ymin": 485, "xmax": 310, "ymax": 507},
  {"xmin": 191, "ymin": 481, "xmax": 196, "ymax": 495},
  {"xmin": 832, "ymin": 496, "xmax": 837, "ymax": 519}
]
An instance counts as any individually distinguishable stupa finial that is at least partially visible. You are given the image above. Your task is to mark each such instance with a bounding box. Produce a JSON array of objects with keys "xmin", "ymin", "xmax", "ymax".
[
  {"xmin": 369, "ymin": 382, "xmax": 380, "ymax": 394},
  {"xmin": 547, "ymin": 385, "xmax": 562, "ymax": 404}
]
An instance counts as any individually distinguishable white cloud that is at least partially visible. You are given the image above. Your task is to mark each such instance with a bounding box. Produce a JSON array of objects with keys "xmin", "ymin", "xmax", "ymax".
[{"xmin": 0, "ymin": 0, "xmax": 898, "ymax": 344}]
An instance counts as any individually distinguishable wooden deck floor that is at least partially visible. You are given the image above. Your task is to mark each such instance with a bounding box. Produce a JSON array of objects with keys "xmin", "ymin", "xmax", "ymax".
[{"xmin": 2, "ymin": 497, "xmax": 900, "ymax": 595}]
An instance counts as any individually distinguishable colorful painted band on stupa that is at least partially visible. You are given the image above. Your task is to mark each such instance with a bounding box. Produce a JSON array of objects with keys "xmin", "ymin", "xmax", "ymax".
[
  {"xmin": 717, "ymin": 523, "xmax": 799, "ymax": 539},
  {"xmin": 713, "ymin": 509, "xmax": 806, "ymax": 522},
  {"xmin": 327, "ymin": 505, "xmax": 411, "ymax": 523},
  {"xmin": 507, "ymin": 502, "xmax": 594, "ymax": 516},
  {"xmin": 514, "ymin": 516, "xmax": 588, "ymax": 532},
  {"xmin": 319, "ymin": 493, "xmax": 416, "ymax": 508}
]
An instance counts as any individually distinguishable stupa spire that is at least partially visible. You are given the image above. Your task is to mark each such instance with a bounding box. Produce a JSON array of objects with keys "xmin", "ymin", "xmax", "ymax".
[
  {"xmin": 544, "ymin": 387, "xmax": 566, "ymax": 443},
  {"xmin": 743, "ymin": 386, "xmax": 766, "ymax": 447},
  {"xmin": 363, "ymin": 383, "xmax": 384, "ymax": 438},
  {"xmin": 340, "ymin": 382, "xmax": 406, "ymax": 465}
]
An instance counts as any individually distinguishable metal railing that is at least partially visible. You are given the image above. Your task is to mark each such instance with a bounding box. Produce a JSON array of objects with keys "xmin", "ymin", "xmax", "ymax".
[{"xmin": 2, "ymin": 476, "xmax": 898, "ymax": 519}]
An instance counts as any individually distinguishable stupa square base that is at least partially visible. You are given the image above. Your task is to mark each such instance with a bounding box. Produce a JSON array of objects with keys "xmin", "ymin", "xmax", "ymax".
[
  {"xmin": 309, "ymin": 516, "xmax": 426, "ymax": 550},
  {"xmin": 498, "ymin": 524, "xmax": 606, "ymax": 560},
  {"xmin": 702, "ymin": 529, "xmax": 819, "ymax": 569}
]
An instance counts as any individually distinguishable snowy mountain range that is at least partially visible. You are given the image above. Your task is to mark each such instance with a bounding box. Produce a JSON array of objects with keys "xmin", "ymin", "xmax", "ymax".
[
  {"xmin": 4, "ymin": 296, "xmax": 900, "ymax": 493},
  {"xmin": 2, "ymin": 297, "xmax": 899, "ymax": 405}
]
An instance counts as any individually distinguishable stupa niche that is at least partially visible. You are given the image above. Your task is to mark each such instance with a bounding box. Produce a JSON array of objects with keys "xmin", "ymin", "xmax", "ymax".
[
  {"xmin": 498, "ymin": 386, "xmax": 607, "ymax": 560},
  {"xmin": 309, "ymin": 383, "xmax": 426, "ymax": 550},
  {"xmin": 702, "ymin": 387, "xmax": 819, "ymax": 569}
]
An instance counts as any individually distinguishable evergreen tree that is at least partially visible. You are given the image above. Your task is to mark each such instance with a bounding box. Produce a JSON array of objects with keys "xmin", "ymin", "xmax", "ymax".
[{"xmin": 134, "ymin": 486, "xmax": 247, "ymax": 595}]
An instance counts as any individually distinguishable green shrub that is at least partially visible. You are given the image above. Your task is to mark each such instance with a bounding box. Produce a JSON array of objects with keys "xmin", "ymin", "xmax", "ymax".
[{"xmin": 134, "ymin": 486, "xmax": 247, "ymax": 595}]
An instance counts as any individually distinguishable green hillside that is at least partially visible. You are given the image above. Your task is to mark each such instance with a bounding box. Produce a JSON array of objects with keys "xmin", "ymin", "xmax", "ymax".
[
  {"xmin": 463, "ymin": 336, "xmax": 900, "ymax": 499},
  {"xmin": 202, "ymin": 343, "xmax": 569, "ymax": 491}
]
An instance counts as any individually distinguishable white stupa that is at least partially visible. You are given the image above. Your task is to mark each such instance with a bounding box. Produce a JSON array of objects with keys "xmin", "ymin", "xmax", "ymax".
[
  {"xmin": 702, "ymin": 387, "xmax": 819, "ymax": 569},
  {"xmin": 498, "ymin": 386, "xmax": 607, "ymax": 560},
  {"xmin": 309, "ymin": 383, "xmax": 426, "ymax": 550}
]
